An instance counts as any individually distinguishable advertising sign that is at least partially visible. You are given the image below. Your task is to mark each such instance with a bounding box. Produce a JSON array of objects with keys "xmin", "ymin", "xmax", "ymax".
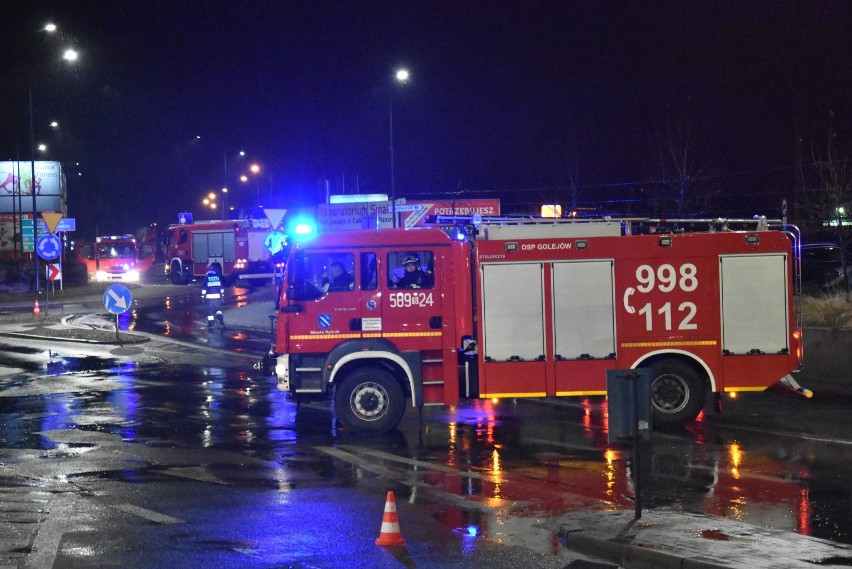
[
  {"xmin": 0, "ymin": 214, "xmax": 19, "ymax": 251},
  {"xmin": 402, "ymin": 199, "xmax": 501, "ymax": 228},
  {"xmin": 318, "ymin": 200, "xmax": 396, "ymax": 231},
  {"xmin": 0, "ymin": 214, "xmax": 76, "ymax": 252},
  {"xmin": 0, "ymin": 161, "xmax": 66, "ymax": 215},
  {"xmin": 318, "ymin": 198, "xmax": 501, "ymax": 232}
]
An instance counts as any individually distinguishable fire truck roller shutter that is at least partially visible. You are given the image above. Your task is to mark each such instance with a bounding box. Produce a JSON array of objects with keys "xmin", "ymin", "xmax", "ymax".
[
  {"xmin": 720, "ymin": 254, "xmax": 789, "ymax": 355},
  {"xmin": 552, "ymin": 260, "xmax": 616, "ymax": 359},
  {"xmin": 481, "ymin": 263, "xmax": 545, "ymax": 362}
]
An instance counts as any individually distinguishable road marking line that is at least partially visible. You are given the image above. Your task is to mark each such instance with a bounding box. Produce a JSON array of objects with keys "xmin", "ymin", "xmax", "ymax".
[
  {"xmin": 112, "ymin": 503, "xmax": 185, "ymax": 524},
  {"xmin": 26, "ymin": 494, "xmax": 77, "ymax": 569},
  {"xmin": 338, "ymin": 445, "xmax": 486, "ymax": 479},
  {"xmin": 315, "ymin": 446, "xmax": 496, "ymax": 513},
  {"xmin": 715, "ymin": 423, "xmax": 852, "ymax": 447},
  {"xmin": 158, "ymin": 466, "xmax": 227, "ymax": 485}
]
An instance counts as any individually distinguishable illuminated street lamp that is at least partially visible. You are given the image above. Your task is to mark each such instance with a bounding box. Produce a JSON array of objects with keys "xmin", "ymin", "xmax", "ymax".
[
  {"xmin": 202, "ymin": 191, "xmax": 219, "ymax": 218},
  {"xmin": 249, "ymin": 163, "xmax": 261, "ymax": 207},
  {"xmin": 29, "ymin": 40, "xmax": 78, "ymax": 293},
  {"xmin": 389, "ymin": 67, "xmax": 409, "ymax": 227}
]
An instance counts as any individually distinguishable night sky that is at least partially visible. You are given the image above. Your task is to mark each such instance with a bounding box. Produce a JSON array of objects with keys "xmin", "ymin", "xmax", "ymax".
[{"xmin": 2, "ymin": 1, "xmax": 850, "ymax": 237}]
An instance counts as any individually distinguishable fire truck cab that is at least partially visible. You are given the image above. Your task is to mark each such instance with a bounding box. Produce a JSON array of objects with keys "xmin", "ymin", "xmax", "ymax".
[
  {"xmin": 266, "ymin": 218, "xmax": 804, "ymax": 434},
  {"xmin": 90, "ymin": 234, "xmax": 141, "ymax": 283}
]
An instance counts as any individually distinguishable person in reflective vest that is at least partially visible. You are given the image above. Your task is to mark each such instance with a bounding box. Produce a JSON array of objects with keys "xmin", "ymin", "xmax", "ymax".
[{"xmin": 202, "ymin": 264, "xmax": 224, "ymax": 328}]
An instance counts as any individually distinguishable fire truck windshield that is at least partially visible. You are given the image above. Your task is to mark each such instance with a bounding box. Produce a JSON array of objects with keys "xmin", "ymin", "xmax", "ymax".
[
  {"xmin": 98, "ymin": 244, "xmax": 135, "ymax": 259},
  {"xmin": 287, "ymin": 250, "xmax": 355, "ymax": 300}
]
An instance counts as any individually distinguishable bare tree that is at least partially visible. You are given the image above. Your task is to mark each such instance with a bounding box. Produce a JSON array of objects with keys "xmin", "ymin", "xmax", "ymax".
[
  {"xmin": 646, "ymin": 117, "xmax": 720, "ymax": 217},
  {"xmin": 799, "ymin": 116, "xmax": 852, "ymax": 227},
  {"xmin": 798, "ymin": 115, "xmax": 852, "ymax": 290}
]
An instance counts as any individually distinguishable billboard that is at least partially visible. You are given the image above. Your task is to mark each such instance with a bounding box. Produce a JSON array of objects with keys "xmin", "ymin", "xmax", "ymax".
[
  {"xmin": 318, "ymin": 200, "xmax": 396, "ymax": 231},
  {"xmin": 402, "ymin": 199, "xmax": 501, "ymax": 228},
  {"xmin": 0, "ymin": 161, "xmax": 66, "ymax": 215},
  {"xmin": 318, "ymin": 198, "xmax": 501, "ymax": 231}
]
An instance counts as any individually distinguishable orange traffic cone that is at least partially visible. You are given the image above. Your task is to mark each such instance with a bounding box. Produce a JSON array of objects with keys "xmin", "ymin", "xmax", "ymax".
[
  {"xmin": 375, "ymin": 491, "xmax": 406, "ymax": 546},
  {"xmin": 32, "ymin": 298, "xmax": 40, "ymax": 317}
]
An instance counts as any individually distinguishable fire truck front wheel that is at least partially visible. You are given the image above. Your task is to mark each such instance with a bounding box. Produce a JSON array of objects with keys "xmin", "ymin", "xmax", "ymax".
[
  {"xmin": 648, "ymin": 359, "xmax": 706, "ymax": 426},
  {"xmin": 334, "ymin": 368, "xmax": 405, "ymax": 434}
]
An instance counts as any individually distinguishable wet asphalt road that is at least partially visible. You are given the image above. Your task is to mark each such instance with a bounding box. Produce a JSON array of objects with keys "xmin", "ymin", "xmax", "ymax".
[{"xmin": 1, "ymin": 283, "xmax": 852, "ymax": 567}]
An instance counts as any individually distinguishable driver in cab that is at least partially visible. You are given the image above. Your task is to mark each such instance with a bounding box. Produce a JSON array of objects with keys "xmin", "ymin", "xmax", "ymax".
[{"xmin": 324, "ymin": 261, "xmax": 354, "ymax": 292}]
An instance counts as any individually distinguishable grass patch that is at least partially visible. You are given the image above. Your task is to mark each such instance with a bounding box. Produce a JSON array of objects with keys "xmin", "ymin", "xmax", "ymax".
[{"xmin": 802, "ymin": 293, "xmax": 852, "ymax": 328}]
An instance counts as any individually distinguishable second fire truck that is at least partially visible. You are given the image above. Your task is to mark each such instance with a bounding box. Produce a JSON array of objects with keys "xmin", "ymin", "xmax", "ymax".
[
  {"xmin": 262, "ymin": 217, "xmax": 806, "ymax": 434},
  {"xmin": 77, "ymin": 234, "xmax": 144, "ymax": 283},
  {"xmin": 165, "ymin": 218, "xmax": 276, "ymax": 285}
]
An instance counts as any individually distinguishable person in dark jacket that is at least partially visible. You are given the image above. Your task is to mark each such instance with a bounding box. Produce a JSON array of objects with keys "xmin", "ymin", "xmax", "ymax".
[
  {"xmin": 396, "ymin": 256, "xmax": 431, "ymax": 289},
  {"xmin": 202, "ymin": 264, "xmax": 224, "ymax": 328},
  {"xmin": 326, "ymin": 261, "xmax": 354, "ymax": 292}
]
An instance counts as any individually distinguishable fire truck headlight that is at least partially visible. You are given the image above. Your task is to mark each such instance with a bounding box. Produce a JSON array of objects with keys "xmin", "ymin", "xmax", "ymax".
[
  {"xmin": 125, "ymin": 270, "xmax": 140, "ymax": 282},
  {"xmin": 96, "ymin": 271, "xmax": 108, "ymax": 282}
]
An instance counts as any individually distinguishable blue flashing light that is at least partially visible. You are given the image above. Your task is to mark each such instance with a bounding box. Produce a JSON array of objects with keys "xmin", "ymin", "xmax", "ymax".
[
  {"xmin": 287, "ymin": 215, "xmax": 318, "ymax": 241},
  {"xmin": 452, "ymin": 525, "xmax": 480, "ymax": 537}
]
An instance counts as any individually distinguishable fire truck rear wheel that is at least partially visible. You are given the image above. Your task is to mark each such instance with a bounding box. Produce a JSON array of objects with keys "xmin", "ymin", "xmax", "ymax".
[
  {"xmin": 334, "ymin": 367, "xmax": 405, "ymax": 434},
  {"xmin": 648, "ymin": 359, "xmax": 706, "ymax": 426},
  {"xmin": 169, "ymin": 261, "xmax": 186, "ymax": 285}
]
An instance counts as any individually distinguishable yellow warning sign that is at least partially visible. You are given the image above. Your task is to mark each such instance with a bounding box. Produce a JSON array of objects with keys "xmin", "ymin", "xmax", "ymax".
[{"xmin": 41, "ymin": 212, "xmax": 64, "ymax": 235}]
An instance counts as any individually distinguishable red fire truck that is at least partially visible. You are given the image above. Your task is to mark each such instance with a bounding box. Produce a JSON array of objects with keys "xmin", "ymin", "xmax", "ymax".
[
  {"xmin": 165, "ymin": 218, "xmax": 275, "ymax": 285},
  {"xmin": 262, "ymin": 217, "xmax": 806, "ymax": 434},
  {"xmin": 76, "ymin": 234, "xmax": 143, "ymax": 283}
]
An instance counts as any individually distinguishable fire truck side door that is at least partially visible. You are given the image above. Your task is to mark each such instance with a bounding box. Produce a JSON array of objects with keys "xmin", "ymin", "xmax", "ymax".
[
  {"xmin": 285, "ymin": 251, "xmax": 360, "ymax": 355},
  {"xmin": 380, "ymin": 249, "xmax": 443, "ymax": 351},
  {"xmin": 358, "ymin": 252, "xmax": 381, "ymax": 333}
]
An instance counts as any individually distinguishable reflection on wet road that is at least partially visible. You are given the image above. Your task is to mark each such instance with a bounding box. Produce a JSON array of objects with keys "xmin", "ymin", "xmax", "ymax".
[
  {"xmin": 1, "ymin": 285, "xmax": 852, "ymax": 565},
  {"xmin": 2, "ymin": 349, "xmax": 850, "ymax": 548}
]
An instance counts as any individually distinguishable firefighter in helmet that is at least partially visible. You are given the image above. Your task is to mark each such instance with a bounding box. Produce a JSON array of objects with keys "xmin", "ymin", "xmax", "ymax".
[
  {"xmin": 202, "ymin": 263, "xmax": 224, "ymax": 328},
  {"xmin": 396, "ymin": 255, "xmax": 431, "ymax": 289}
]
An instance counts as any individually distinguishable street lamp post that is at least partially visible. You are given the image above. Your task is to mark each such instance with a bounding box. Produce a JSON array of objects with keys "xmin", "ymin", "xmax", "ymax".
[
  {"xmin": 2, "ymin": 23, "xmax": 56, "ymax": 263},
  {"xmin": 29, "ymin": 46, "xmax": 77, "ymax": 293},
  {"xmin": 389, "ymin": 68, "xmax": 409, "ymax": 228}
]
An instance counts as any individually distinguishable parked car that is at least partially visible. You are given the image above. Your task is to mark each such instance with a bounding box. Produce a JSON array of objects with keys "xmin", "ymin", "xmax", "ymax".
[{"xmin": 801, "ymin": 242, "xmax": 852, "ymax": 293}]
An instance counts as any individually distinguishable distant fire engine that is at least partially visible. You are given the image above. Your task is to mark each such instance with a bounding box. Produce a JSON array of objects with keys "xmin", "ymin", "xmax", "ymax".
[
  {"xmin": 165, "ymin": 218, "xmax": 275, "ymax": 285},
  {"xmin": 261, "ymin": 217, "xmax": 806, "ymax": 434},
  {"xmin": 80, "ymin": 234, "xmax": 142, "ymax": 283}
]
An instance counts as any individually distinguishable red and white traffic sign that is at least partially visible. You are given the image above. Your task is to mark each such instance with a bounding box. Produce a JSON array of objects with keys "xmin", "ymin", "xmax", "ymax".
[{"xmin": 46, "ymin": 263, "xmax": 61, "ymax": 281}]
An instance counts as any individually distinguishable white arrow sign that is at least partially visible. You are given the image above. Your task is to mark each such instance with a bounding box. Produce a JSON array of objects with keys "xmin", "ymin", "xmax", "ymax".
[{"xmin": 108, "ymin": 288, "xmax": 128, "ymax": 309}]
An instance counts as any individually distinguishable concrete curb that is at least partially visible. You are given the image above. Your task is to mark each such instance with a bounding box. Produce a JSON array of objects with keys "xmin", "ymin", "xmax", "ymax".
[
  {"xmin": 0, "ymin": 330, "xmax": 149, "ymax": 345},
  {"xmin": 561, "ymin": 527, "xmax": 731, "ymax": 569}
]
